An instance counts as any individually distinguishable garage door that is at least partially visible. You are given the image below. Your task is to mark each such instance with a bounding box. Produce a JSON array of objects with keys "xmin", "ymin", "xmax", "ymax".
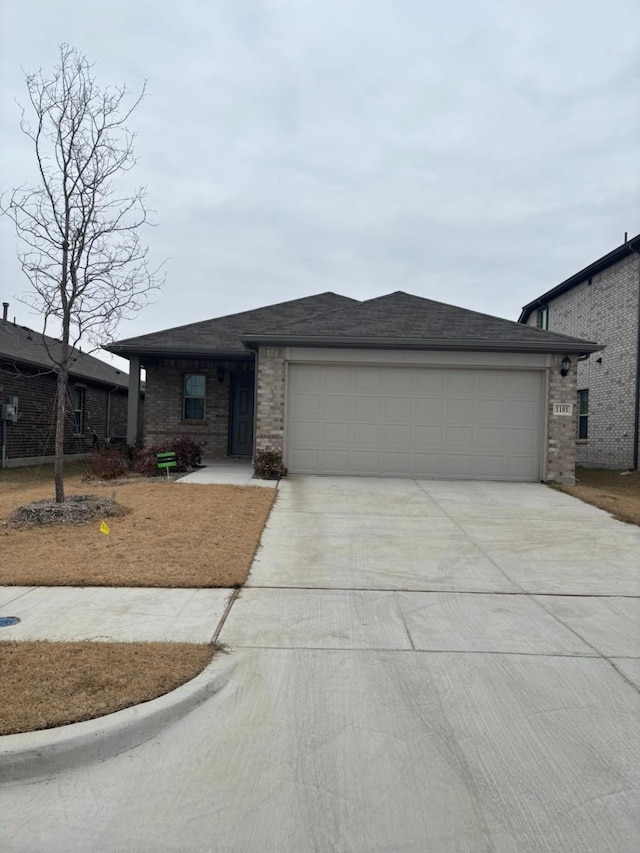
[{"xmin": 286, "ymin": 364, "xmax": 543, "ymax": 481}]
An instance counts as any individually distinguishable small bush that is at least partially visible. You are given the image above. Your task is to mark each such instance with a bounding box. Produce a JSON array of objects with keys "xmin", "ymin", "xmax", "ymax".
[
  {"xmin": 131, "ymin": 436, "xmax": 202, "ymax": 477},
  {"xmin": 88, "ymin": 447, "xmax": 128, "ymax": 480},
  {"xmin": 171, "ymin": 435, "xmax": 202, "ymax": 469},
  {"xmin": 254, "ymin": 450, "xmax": 287, "ymax": 480}
]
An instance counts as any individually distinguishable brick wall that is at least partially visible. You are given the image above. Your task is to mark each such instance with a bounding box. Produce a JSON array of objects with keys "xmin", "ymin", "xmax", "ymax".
[
  {"xmin": 143, "ymin": 357, "xmax": 253, "ymax": 456},
  {"xmin": 0, "ymin": 360, "xmax": 128, "ymax": 463},
  {"xmin": 255, "ymin": 347, "xmax": 286, "ymax": 455},
  {"xmin": 527, "ymin": 253, "xmax": 640, "ymax": 468},
  {"xmin": 545, "ymin": 353, "xmax": 579, "ymax": 483}
]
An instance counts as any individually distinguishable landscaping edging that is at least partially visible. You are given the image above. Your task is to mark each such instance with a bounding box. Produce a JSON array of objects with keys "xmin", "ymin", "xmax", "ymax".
[{"xmin": 0, "ymin": 652, "xmax": 236, "ymax": 783}]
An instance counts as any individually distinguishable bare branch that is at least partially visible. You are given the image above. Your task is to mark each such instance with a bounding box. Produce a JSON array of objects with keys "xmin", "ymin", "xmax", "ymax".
[{"xmin": 0, "ymin": 44, "xmax": 163, "ymax": 501}]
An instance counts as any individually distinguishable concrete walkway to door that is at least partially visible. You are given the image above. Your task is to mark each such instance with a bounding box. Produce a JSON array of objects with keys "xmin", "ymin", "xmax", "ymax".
[{"xmin": 1, "ymin": 477, "xmax": 639, "ymax": 852}]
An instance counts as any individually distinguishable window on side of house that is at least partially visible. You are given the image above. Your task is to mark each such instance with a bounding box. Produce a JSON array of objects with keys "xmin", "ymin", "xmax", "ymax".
[
  {"xmin": 536, "ymin": 305, "xmax": 548, "ymax": 330},
  {"xmin": 73, "ymin": 387, "xmax": 86, "ymax": 434},
  {"xmin": 578, "ymin": 389, "xmax": 588, "ymax": 439},
  {"xmin": 183, "ymin": 374, "xmax": 206, "ymax": 420}
]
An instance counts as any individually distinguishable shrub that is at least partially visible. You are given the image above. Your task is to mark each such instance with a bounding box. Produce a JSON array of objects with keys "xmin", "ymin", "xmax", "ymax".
[
  {"xmin": 171, "ymin": 435, "xmax": 202, "ymax": 469},
  {"xmin": 254, "ymin": 449, "xmax": 287, "ymax": 480},
  {"xmin": 131, "ymin": 436, "xmax": 202, "ymax": 477},
  {"xmin": 88, "ymin": 446, "xmax": 128, "ymax": 480}
]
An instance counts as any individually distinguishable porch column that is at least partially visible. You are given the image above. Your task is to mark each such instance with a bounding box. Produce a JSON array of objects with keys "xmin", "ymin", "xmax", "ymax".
[{"xmin": 127, "ymin": 355, "xmax": 141, "ymax": 445}]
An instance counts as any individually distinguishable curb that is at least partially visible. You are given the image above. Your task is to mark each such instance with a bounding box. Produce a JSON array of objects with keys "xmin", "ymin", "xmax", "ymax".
[{"xmin": 0, "ymin": 653, "xmax": 236, "ymax": 784}]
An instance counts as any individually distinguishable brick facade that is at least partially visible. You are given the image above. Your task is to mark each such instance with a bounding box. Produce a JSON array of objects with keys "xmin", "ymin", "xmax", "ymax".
[
  {"xmin": 0, "ymin": 360, "xmax": 127, "ymax": 465},
  {"xmin": 545, "ymin": 353, "xmax": 579, "ymax": 483},
  {"xmin": 526, "ymin": 253, "xmax": 640, "ymax": 469},
  {"xmin": 255, "ymin": 347, "xmax": 286, "ymax": 456},
  {"xmin": 143, "ymin": 357, "xmax": 254, "ymax": 456}
]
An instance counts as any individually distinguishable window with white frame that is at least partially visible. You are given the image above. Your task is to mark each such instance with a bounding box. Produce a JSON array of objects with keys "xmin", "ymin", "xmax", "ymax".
[
  {"xmin": 577, "ymin": 389, "xmax": 588, "ymax": 439},
  {"xmin": 183, "ymin": 374, "xmax": 206, "ymax": 420},
  {"xmin": 536, "ymin": 306, "xmax": 548, "ymax": 330},
  {"xmin": 73, "ymin": 387, "xmax": 86, "ymax": 434}
]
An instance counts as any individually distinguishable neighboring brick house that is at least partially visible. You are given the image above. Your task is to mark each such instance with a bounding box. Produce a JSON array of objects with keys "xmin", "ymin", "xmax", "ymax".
[
  {"xmin": 519, "ymin": 235, "xmax": 640, "ymax": 470},
  {"xmin": 109, "ymin": 291, "xmax": 600, "ymax": 484},
  {"xmin": 0, "ymin": 303, "xmax": 129, "ymax": 467}
]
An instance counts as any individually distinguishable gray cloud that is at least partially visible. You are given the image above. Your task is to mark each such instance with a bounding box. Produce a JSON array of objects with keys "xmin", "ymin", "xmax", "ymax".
[{"xmin": 1, "ymin": 0, "xmax": 638, "ymax": 360}]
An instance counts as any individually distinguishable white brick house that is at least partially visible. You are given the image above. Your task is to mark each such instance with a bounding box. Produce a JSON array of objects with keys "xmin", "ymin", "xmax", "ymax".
[{"xmin": 519, "ymin": 235, "xmax": 640, "ymax": 470}]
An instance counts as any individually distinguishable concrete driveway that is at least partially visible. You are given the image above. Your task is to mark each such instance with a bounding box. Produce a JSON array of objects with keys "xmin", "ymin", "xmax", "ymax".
[{"xmin": 1, "ymin": 477, "xmax": 639, "ymax": 852}]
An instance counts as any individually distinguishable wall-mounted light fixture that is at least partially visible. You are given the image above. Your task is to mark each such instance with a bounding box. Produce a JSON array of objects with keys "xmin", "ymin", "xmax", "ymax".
[
  {"xmin": 560, "ymin": 356, "xmax": 571, "ymax": 377},
  {"xmin": 216, "ymin": 367, "xmax": 225, "ymax": 384}
]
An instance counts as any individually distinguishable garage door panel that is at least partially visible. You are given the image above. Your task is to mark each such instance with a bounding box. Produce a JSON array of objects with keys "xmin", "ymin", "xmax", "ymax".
[
  {"xmin": 353, "ymin": 396, "xmax": 383, "ymax": 419},
  {"xmin": 445, "ymin": 426, "xmax": 475, "ymax": 449},
  {"xmin": 322, "ymin": 395, "xmax": 351, "ymax": 419},
  {"xmin": 320, "ymin": 422, "xmax": 350, "ymax": 445},
  {"xmin": 477, "ymin": 427, "xmax": 507, "ymax": 450},
  {"xmin": 380, "ymin": 452, "xmax": 412, "ymax": 475},
  {"xmin": 384, "ymin": 397, "xmax": 413, "ymax": 420},
  {"xmin": 289, "ymin": 421, "xmax": 320, "ymax": 446},
  {"xmin": 477, "ymin": 399, "xmax": 509, "ymax": 425},
  {"xmin": 289, "ymin": 393, "xmax": 321, "ymax": 419},
  {"xmin": 286, "ymin": 364, "xmax": 542, "ymax": 481},
  {"xmin": 508, "ymin": 428, "xmax": 537, "ymax": 451},
  {"xmin": 352, "ymin": 423, "xmax": 382, "ymax": 447},
  {"xmin": 414, "ymin": 398, "xmax": 445, "ymax": 423},
  {"xmin": 508, "ymin": 400, "xmax": 537, "ymax": 426},
  {"xmin": 446, "ymin": 399, "xmax": 476, "ymax": 422},
  {"xmin": 384, "ymin": 424, "xmax": 412, "ymax": 448},
  {"xmin": 414, "ymin": 425, "xmax": 445, "ymax": 450}
]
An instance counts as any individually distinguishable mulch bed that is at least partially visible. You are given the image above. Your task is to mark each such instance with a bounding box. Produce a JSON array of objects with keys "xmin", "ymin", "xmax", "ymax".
[{"xmin": 8, "ymin": 495, "xmax": 128, "ymax": 528}]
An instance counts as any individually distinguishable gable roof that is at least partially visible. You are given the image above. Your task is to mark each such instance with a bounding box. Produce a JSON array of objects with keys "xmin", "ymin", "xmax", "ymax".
[
  {"xmin": 519, "ymin": 234, "xmax": 640, "ymax": 324},
  {"xmin": 107, "ymin": 292, "xmax": 358, "ymax": 358},
  {"xmin": 242, "ymin": 291, "xmax": 601, "ymax": 354},
  {"xmin": 0, "ymin": 320, "xmax": 128, "ymax": 388}
]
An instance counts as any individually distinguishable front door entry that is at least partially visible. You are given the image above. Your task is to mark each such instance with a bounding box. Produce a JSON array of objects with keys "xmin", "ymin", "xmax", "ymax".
[{"xmin": 229, "ymin": 373, "xmax": 255, "ymax": 456}]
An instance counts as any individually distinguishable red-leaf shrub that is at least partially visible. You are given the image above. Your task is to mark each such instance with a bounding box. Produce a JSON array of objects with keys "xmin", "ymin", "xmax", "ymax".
[{"xmin": 88, "ymin": 446, "xmax": 129, "ymax": 480}]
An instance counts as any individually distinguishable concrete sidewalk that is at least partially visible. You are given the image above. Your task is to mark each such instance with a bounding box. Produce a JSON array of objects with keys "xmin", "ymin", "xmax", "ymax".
[
  {"xmin": 178, "ymin": 459, "xmax": 278, "ymax": 487},
  {"xmin": 0, "ymin": 586, "xmax": 233, "ymax": 643}
]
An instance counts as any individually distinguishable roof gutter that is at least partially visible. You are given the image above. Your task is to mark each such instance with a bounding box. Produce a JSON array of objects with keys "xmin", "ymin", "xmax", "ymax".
[
  {"xmin": 105, "ymin": 346, "xmax": 254, "ymax": 361},
  {"xmin": 519, "ymin": 234, "xmax": 640, "ymax": 324},
  {"xmin": 241, "ymin": 334, "xmax": 602, "ymax": 355}
]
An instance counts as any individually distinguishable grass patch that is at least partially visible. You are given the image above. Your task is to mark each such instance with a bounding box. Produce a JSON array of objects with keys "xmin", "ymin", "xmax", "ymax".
[
  {"xmin": 0, "ymin": 640, "xmax": 216, "ymax": 735},
  {"xmin": 554, "ymin": 467, "xmax": 640, "ymax": 526},
  {"xmin": 0, "ymin": 470, "xmax": 276, "ymax": 587}
]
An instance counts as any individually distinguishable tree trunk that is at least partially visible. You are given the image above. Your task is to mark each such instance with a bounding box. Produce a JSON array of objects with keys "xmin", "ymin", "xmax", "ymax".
[{"xmin": 54, "ymin": 366, "xmax": 68, "ymax": 503}]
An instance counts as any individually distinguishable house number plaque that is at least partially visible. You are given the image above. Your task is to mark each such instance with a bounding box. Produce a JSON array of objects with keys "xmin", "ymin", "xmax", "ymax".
[{"xmin": 553, "ymin": 403, "xmax": 573, "ymax": 416}]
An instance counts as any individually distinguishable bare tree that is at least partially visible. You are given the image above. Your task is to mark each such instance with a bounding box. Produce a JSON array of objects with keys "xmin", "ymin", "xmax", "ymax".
[{"xmin": 2, "ymin": 45, "xmax": 162, "ymax": 502}]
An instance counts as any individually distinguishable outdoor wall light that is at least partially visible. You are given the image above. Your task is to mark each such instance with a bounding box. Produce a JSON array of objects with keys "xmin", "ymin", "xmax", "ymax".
[
  {"xmin": 216, "ymin": 367, "xmax": 225, "ymax": 383},
  {"xmin": 560, "ymin": 356, "xmax": 571, "ymax": 377}
]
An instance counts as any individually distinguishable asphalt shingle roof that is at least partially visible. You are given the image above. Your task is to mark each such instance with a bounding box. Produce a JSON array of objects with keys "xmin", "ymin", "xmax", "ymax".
[
  {"xmin": 242, "ymin": 291, "xmax": 600, "ymax": 353},
  {"xmin": 108, "ymin": 292, "xmax": 358, "ymax": 356},
  {"xmin": 0, "ymin": 321, "xmax": 128, "ymax": 387}
]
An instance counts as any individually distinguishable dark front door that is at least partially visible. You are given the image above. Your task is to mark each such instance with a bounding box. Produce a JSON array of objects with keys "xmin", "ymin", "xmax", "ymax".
[{"xmin": 229, "ymin": 373, "xmax": 255, "ymax": 456}]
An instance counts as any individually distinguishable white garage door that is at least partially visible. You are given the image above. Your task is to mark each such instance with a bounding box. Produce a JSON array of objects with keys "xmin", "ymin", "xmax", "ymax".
[{"xmin": 286, "ymin": 364, "xmax": 543, "ymax": 481}]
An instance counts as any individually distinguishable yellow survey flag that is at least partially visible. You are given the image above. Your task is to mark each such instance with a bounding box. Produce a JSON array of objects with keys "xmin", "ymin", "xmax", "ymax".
[{"xmin": 99, "ymin": 521, "xmax": 110, "ymax": 535}]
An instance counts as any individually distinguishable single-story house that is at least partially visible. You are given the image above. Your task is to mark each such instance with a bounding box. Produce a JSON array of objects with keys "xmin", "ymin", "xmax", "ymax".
[
  {"xmin": 0, "ymin": 302, "xmax": 130, "ymax": 467},
  {"xmin": 519, "ymin": 234, "xmax": 640, "ymax": 470},
  {"xmin": 108, "ymin": 291, "xmax": 601, "ymax": 483}
]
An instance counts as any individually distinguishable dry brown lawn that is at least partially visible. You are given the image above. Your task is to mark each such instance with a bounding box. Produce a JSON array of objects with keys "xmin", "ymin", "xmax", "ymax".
[
  {"xmin": 554, "ymin": 466, "xmax": 640, "ymax": 526},
  {"xmin": 0, "ymin": 464, "xmax": 276, "ymax": 586},
  {"xmin": 0, "ymin": 640, "xmax": 216, "ymax": 734}
]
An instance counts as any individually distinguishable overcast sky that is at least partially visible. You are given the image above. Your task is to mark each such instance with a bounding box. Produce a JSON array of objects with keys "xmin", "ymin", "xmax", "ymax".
[{"xmin": 1, "ymin": 0, "xmax": 639, "ymax": 369}]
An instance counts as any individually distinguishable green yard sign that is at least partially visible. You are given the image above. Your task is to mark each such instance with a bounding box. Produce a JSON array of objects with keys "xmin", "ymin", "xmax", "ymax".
[{"xmin": 157, "ymin": 451, "xmax": 177, "ymax": 478}]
